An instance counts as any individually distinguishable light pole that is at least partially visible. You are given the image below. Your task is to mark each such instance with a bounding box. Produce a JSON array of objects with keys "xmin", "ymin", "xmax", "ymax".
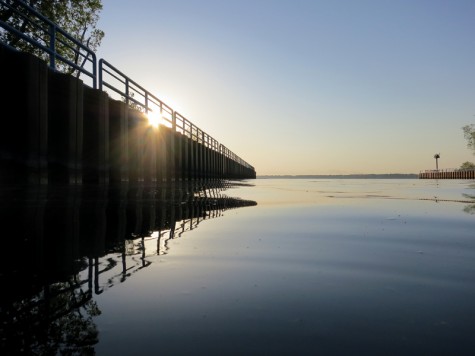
[{"xmin": 434, "ymin": 153, "xmax": 440, "ymax": 171}]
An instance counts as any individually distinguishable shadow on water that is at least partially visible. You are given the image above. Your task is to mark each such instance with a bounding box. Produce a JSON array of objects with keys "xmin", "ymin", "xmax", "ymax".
[{"xmin": 0, "ymin": 180, "xmax": 256, "ymax": 355}]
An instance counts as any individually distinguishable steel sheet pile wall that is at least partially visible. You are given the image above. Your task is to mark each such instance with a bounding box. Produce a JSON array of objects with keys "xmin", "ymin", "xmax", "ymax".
[
  {"xmin": 0, "ymin": 46, "xmax": 256, "ymax": 185},
  {"xmin": 419, "ymin": 170, "xmax": 475, "ymax": 179}
]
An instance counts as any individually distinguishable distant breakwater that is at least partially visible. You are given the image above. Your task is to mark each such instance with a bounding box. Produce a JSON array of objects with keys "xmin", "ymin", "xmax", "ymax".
[
  {"xmin": 419, "ymin": 170, "xmax": 475, "ymax": 179},
  {"xmin": 258, "ymin": 174, "xmax": 418, "ymax": 179}
]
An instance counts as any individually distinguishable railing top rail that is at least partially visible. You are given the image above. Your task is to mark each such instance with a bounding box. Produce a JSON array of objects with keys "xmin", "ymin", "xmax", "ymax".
[
  {"xmin": 175, "ymin": 111, "xmax": 195, "ymax": 137},
  {"xmin": 420, "ymin": 168, "xmax": 475, "ymax": 173},
  {"xmin": 99, "ymin": 59, "xmax": 173, "ymax": 113}
]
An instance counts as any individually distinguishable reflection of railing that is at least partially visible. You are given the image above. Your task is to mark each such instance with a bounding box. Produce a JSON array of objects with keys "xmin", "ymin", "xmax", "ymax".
[
  {"xmin": 0, "ymin": 274, "xmax": 99, "ymax": 355},
  {"xmin": 0, "ymin": 0, "xmax": 97, "ymax": 87},
  {"xmin": 87, "ymin": 184, "xmax": 256, "ymax": 294},
  {"xmin": 0, "ymin": 0, "xmax": 254, "ymax": 171}
]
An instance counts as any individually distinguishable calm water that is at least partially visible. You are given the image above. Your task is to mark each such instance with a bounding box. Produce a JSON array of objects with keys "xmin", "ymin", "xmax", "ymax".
[{"xmin": 1, "ymin": 179, "xmax": 475, "ymax": 355}]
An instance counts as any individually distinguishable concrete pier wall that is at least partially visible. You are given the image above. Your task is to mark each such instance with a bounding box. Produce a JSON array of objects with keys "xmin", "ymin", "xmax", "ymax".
[{"xmin": 0, "ymin": 45, "xmax": 256, "ymax": 186}]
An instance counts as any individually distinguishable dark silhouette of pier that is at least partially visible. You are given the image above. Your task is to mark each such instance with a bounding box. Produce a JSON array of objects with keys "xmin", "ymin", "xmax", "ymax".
[{"xmin": 0, "ymin": 0, "xmax": 255, "ymax": 185}]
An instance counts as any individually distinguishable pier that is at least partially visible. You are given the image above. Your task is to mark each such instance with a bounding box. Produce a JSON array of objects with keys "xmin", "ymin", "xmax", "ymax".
[
  {"xmin": 419, "ymin": 169, "xmax": 475, "ymax": 179},
  {"xmin": 0, "ymin": 0, "xmax": 255, "ymax": 186}
]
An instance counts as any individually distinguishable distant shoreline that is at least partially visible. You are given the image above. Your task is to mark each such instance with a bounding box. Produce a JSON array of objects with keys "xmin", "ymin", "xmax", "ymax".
[{"xmin": 257, "ymin": 174, "xmax": 418, "ymax": 179}]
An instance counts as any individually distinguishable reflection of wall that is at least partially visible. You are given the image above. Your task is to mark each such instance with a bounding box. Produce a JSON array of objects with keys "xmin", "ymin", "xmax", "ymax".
[
  {"xmin": 1, "ymin": 181, "xmax": 256, "ymax": 290},
  {"xmin": 0, "ymin": 181, "xmax": 256, "ymax": 354}
]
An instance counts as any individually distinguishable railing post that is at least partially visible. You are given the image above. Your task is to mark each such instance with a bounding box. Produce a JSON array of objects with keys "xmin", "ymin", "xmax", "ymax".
[
  {"xmin": 125, "ymin": 78, "xmax": 129, "ymax": 106},
  {"xmin": 98, "ymin": 59, "xmax": 103, "ymax": 90},
  {"xmin": 202, "ymin": 131, "xmax": 205, "ymax": 179},
  {"xmin": 190, "ymin": 124, "xmax": 194, "ymax": 179},
  {"xmin": 92, "ymin": 53, "xmax": 97, "ymax": 89},
  {"xmin": 49, "ymin": 23, "xmax": 56, "ymax": 70},
  {"xmin": 171, "ymin": 111, "xmax": 176, "ymax": 181}
]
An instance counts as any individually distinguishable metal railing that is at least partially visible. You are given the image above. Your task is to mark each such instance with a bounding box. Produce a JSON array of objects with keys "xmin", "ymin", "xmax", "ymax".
[
  {"xmin": 99, "ymin": 58, "xmax": 174, "ymax": 125},
  {"xmin": 419, "ymin": 168, "xmax": 475, "ymax": 179},
  {"xmin": 420, "ymin": 168, "xmax": 475, "ymax": 173},
  {"xmin": 0, "ymin": 0, "xmax": 97, "ymax": 88},
  {"xmin": 0, "ymin": 0, "xmax": 254, "ymax": 171},
  {"xmin": 99, "ymin": 58, "xmax": 254, "ymax": 170}
]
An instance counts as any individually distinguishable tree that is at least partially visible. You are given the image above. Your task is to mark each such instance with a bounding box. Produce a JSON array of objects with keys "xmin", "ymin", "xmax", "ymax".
[
  {"xmin": 460, "ymin": 161, "xmax": 475, "ymax": 170},
  {"xmin": 462, "ymin": 124, "xmax": 475, "ymax": 155},
  {"xmin": 0, "ymin": 0, "xmax": 104, "ymax": 76}
]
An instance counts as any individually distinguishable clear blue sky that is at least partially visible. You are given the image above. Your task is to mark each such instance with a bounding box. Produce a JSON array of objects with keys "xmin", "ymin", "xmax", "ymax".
[{"xmin": 97, "ymin": 0, "xmax": 475, "ymax": 175}]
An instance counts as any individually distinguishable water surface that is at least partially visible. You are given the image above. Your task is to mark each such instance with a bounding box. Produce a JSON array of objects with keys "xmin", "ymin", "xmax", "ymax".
[
  {"xmin": 1, "ymin": 179, "xmax": 474, "ymax": 355},
  {"xmin": 96, "ymin": 179, "xmax": 475, "ymax": 355}
]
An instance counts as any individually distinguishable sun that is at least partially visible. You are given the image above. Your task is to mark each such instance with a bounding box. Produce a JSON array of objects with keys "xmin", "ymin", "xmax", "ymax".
[
  {"xmin": 147, "ymin": 110, "xmax": 161, "ymax": 128},
  {"xmin": 146, "ymin": 110, "xmax": 174, "ymax": 129}
]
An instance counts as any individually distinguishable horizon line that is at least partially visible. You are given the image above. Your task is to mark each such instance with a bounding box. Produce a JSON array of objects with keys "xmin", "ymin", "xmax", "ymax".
[{"xmin": 256, "ymin": 173, "xmax": 418, "ymax": 178}]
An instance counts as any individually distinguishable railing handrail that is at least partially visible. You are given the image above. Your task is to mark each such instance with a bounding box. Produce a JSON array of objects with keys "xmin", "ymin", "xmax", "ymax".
[
  {"xmin": 99, "ymin": 58, "xmax": 173, "ymax": 122},
  {"xmin": 0, "ymin": 0, "xmax": 254, "ymax": 171},
  {"xmin": 98, "ymin": 59, "xmax": 254, "ymax": 169},
  {"xmin": 420, "ymin": 168, "xmax": 475, "ymax": 173},
  {"xmin": 0, "ymin": 0, "xmax": 97, "ymax": 88}
]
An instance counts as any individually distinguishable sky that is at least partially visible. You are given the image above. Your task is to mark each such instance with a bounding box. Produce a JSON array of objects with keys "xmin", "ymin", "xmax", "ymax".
[{"xmin": 96, "ymin": 0, "xmax": 475, "ymax": 175}]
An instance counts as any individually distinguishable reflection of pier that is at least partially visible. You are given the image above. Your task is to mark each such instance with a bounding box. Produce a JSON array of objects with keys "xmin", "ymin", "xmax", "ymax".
[
  {"xmin": 90, "ymin": 182, "xmax": 255, "ymax": 294},
  {"xmin": 0, "ymin": 181, "xmax": 256, "ymax": 354}
]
